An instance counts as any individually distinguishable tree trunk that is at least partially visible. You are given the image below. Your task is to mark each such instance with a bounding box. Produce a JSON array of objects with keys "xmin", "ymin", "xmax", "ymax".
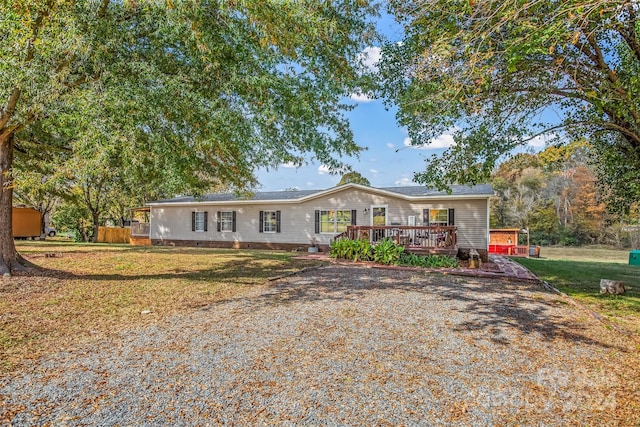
[
  {"xmin": 40, "ymin": 211, "xmax": 46, "ymax": 235},
  {"xmin": 0, "ymin": 132, "xmax": 24, "ymax": 275},
  {"xmin": 91, "ymin": 211, "xmax": 99, "ymax": 243}
]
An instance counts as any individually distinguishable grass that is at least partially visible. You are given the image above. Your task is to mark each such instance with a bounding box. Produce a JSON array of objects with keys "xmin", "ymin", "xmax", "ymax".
[
  {"xmin": 0, "ymin": 241, "xmax": 320, "ymax": 373},
  {"xmin": 513, "ymin": 246, "xmax": 640, "ymax": 334}
]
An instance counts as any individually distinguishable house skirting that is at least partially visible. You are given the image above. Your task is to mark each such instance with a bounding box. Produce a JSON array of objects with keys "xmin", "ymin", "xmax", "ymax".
[
  {"xmin": 130, "ymin": 236, "xmax": 152, "ymax": 246},
  {"xmin": 151, "ymin": 239, "xmax": 328, "ymax": 252},
  {"xmin": 405, "ymin": 247, "xmax": 458, "ymax": 257},
  {"xmin": 149, "ymin": 238, "xmax": 486, "ymax": 261}
]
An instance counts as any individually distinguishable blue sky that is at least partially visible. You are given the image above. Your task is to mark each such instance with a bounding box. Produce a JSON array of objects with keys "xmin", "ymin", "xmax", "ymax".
[
  {"xmin": 255, "ymin": 13, "xmax": 429, "ymax": 191},
  {"xmin": 255, "ymin": 97, "xmax": 440, "ymax": 191},
  {"xmin": 254, "ymin": 11, "xmax": 548, "ymax": 191}
]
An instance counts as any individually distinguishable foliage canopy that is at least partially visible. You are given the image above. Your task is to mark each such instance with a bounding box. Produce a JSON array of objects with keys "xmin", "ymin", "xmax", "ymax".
[
  {"xmin": 337, "ymin": 170, "xmax": 371, "ymax": 186},
  {"xmin": 382, "ymin": 0, "xmax": 640, "ymax": 210},
  {"xmin": 0, "ymin": 1, "xmax": 378, "ymax": 271}
]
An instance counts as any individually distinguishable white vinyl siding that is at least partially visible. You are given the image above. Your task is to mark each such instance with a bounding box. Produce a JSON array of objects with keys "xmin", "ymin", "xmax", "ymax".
[{"xmin": 150, "ymin": 187, "xmax": 490, "ymax": 250}]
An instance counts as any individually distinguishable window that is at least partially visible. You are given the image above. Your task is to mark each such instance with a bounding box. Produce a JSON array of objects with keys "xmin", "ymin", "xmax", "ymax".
[
  {"xmin": 320, "ymin": 210, "xmax": 335, "ymax": 233},
  {"xmin": 423, "ymin": 208, "xmax": 454, "ymax": 226},
  {"xmin": 260, "ymin": 210, "xmax": 280, "ymax": 233},
  {"xmin": 317, "ymin": 209, "xmax": 354, "ymax": 233},
  {"xmin": 191, "ymin": 211, "xmax": 208, "ymax": 232},
  {"xmin": 217, "ymin": 211, "xmax": 236, "ymax": 232},
  {"xmin": 430, "ymin": 209, "xmax": 449, "ymax": 226}
]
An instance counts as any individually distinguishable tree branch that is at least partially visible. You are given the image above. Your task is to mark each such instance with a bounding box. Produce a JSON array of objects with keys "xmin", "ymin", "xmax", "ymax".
[
  {"xmin": 98, "ymin": 0, "xmax": 111, "ymax": 18},
  {"xmin": 616, "ymin": 2, "xmax": 640, "ymax": 63},
  {"xmin": 0, "ymin": 88, "xmax": 21, "ymax": 130},
  {"xmin": 25, "ymin": 1, "xmax": 56, "ymax": 63}
]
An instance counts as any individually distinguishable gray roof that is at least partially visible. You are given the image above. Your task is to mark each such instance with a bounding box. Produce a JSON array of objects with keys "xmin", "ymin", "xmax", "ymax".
[
  {"xmin": 149, "ymin": 183, "xmax": 493, "ymax": 204},
  {"xmin": 379, "ymin": 184, "xmax": 494, "ymax": 197},
  {"xmin": 150, "ymin": 189, "xmax": 320, "ymax": 204}
]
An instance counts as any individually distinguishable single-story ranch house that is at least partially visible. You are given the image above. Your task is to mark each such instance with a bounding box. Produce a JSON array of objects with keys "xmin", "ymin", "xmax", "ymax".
[{"xmin": 133, "ymin": 183, "xmax": 494, "ymax": 256}]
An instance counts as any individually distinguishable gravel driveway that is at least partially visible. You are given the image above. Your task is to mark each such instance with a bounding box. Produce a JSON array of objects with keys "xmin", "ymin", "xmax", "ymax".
[{"xmin": 0, "ymin": 265, "xmax": 633, "ymax": 426}]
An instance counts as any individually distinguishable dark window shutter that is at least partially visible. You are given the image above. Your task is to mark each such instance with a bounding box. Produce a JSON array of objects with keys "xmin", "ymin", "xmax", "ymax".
[
  {"xmin": 351, "ymin": 209, "xmax": 357, "ymax": 225},
  {"xmin": 259, "ymin": 211, "xmax": 264, "ymax": 233},
  {"xmin": 448, "ymin": 208, "xmax": 455, "ymax": 226},
  {"xmin": 276, "ymin": 210, "xmax": 281, "ymax": 233},
  {"xmin": 191, "ymin": 211, "xmax": 196, "ymax": 231},
  {"xmin": 203, "ymin": 211, "xmax": 208, "ymax": 232},
  {"xmin": 423, "ymin": 209, "xmax": 430, "ymax": 226},
  {"xmin": 217, "ymin": 211, "xmax": 221, "ymax": 232},
  {"xmin": 315, "ymin": 210, "xmax": 320, "ymax": 234},
  {"xmin": 232, "ymin": 211, "xmax": 236, "ymax": 232}
]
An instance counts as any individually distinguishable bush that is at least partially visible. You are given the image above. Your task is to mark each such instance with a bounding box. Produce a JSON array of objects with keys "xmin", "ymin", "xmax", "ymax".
[
  {"xmin": 400, "ymin": 253, "xmax": 458, "ymax": 268},
  {"xmin": 372, "ymin": 238, "xmax": 404, "ymax": 265},
  {"xmin": 331, "ymin": 238, "xmax": 459, "ymax": 268},
  {"xmin": 52, "ymin": 202, "xmax": 94, "ymax": 242},
  {"xmin": 330, "ymin": 238, "xmax": 373, "ymax": 262}
]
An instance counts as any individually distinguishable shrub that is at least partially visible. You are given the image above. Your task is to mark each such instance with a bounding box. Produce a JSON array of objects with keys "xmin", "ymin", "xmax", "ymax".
[
  {"xmin": 330, "ymin": 238, "xmax": 373, "ymax": 262},
  {"xmin": 423, "ymin": 254, "xmax": 459, "ymax": 268},
  {"xmin": 399, "ymin": 252, "xmax": 458, "ymax": 268},
  {"xmin": 331, "ymin": 238, "xmax": 458, "ymax": 268},
  {"xmin": 399, "ymin": 252, "xmax": 428, "ymax": 267},
  {"xmin": 372, "ymin": 238, "xmax": 404, "ymax": 265}
]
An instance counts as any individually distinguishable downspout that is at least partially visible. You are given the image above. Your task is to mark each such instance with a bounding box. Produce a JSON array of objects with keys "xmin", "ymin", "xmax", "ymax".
[{"xmin": 486, "ymin": 196, "xmax": 491, "ymax": 252}]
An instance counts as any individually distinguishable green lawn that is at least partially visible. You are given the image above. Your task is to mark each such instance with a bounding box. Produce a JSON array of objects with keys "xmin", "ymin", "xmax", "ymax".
[{"xmin": 513, "ymin": 247, "xmax": 640, "ymax": 334}]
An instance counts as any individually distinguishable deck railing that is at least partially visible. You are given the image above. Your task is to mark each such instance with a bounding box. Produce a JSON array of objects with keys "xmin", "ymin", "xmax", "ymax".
[
  {"xmin": 335, "ymin": 225, "xmax": 457, "ymax": 250},
  {"xmin": 488, "ymin": 244, "xmax": 529, "ymax": 257},
  {"xmin": 130, "ymin": 222, "xmax": 150, "ymax": 236}
]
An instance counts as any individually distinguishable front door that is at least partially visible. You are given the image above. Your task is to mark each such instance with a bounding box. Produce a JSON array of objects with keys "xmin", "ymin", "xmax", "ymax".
[{"xmin": 370, "ymin": 205, "xmax": 387, "ymax": 242}]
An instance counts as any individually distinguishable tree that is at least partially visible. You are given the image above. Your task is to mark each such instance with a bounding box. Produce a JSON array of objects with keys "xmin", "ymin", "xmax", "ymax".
[
  {"xmin": 490, "ymin": 142, "xmax": 612, "ymax": 245},
  {"xmin": 382, "ymin": 1, "xmax": 640, "ymax": 210},
  {"xmin": 0, "ymin": 1, "xmax": 378, "ymax": 274},
  {"xmin": 337, "ymin": 171, "xmax": 371, "ymax": 186}
]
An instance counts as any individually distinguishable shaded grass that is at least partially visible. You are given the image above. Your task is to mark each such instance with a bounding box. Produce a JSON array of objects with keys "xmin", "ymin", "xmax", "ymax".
[
  {"xmin": 514, "ymin": 247, "xmax": 640, "ymax": 334},
  {"xmin": 0, "ymin": 242, "xmax": 320, "ymax": 373}
]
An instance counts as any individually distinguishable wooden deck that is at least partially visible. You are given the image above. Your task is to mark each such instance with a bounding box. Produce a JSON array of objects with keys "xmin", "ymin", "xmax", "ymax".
[
  {"xmin": 335, "ymin": 225, "xmax": 458, "ymax": 256},
  {"xmin": 129, "ymin": 222, "xmax": 151, "ymax": 246}
]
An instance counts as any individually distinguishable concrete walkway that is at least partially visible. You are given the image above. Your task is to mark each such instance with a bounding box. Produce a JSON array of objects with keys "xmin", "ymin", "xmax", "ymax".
[{"xmin": 488, "ymin": 255, "xmax": 540, "ymax": 281}]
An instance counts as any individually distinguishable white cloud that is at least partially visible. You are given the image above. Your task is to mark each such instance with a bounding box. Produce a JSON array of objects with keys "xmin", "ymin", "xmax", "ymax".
[
  {"xmin": 317, "ymin": 164, "xmax": 330, "ymax": 175},
  {"xmin": 386, "ymin": 142, "xmax": 395, "ymax": 149},
  {"xmin": 394, "ymin": 175, "xmax": 413, "ymax": 186},
  {"xmin": 403, "ymin": 130, "xmax": 457, "ymax": 150},
  {"xmin": 349, "ymin": 46, "xmax": 382, "ymax": 103},
  {"xmin": 359, "ymin": 46, "xmax": 381, "ymax": 72},
  {"xmin": 527, "ymin": 133, "xmax": 556, "ymax": 148},
  {"xmin": 306, "ymin": 181, "xmax": 314, "ymax": 187},
  {"xmin": 282, "ymin": 161, "xmax": 297, "ymax": 168},
  {"xmin": 350, "ymin": 92, "xmax": 375, "ymax": 103},
  {"xmin": 369, "ymin": 169, "xmax": 378, "ymax": 176},
  {"xmin": 430, "ymin": 133, "xmax": 457, "ymax": 149}
]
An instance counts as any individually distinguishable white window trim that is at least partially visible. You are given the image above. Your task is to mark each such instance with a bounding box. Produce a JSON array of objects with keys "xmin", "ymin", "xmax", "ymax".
[
  {"xmin": 220, "ymin": 211, "xmax": 233, "ymax": 232},
  {"xmin": 263, "ymin": 210, "xmax": 278, "ymax": 233},
  {"xmin": 370, "ymin": 204, "xmax": 388, "ymax": 226},
  {"xmin": 429, "ymin": 208, "xmax": 450, "ymax": 226},
  {"xmin": 319, "ymin": 209, "xmax": 352, "ymax": 234},
  {"xmin": 194, "ymin": 211, "xmax": 206, "ymax": 232}
]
